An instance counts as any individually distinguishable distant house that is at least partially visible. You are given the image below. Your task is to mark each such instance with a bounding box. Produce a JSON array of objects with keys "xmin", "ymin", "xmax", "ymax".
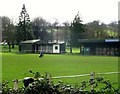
[
  {"xmin": 19, "ymin": 39, "xmax": 66, "ymax": 53},
  {"xmin": 78, "ymin": 39, "xmax": 120, "ymax": 56}
]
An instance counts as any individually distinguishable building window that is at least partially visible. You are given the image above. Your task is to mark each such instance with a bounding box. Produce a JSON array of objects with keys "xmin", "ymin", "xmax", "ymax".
[{"xmin": 55, "ymin": 46, "xmax": 58, "ymax": 50}]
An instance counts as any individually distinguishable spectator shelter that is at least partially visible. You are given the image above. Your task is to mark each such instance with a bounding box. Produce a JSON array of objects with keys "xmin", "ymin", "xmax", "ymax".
[
  {"xmin": 78, "ymin": 39, "xmax": 120, "ymax": 56},
  {"xmin": 19, "ymin": 39, "xmax": 66, "ymax": 53}
]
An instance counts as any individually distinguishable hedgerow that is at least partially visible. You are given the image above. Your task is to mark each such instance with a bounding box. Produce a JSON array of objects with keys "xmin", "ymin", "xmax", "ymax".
[{"xmin": 2, "ymin": 70, "xmax": 120, "ymax": 94}]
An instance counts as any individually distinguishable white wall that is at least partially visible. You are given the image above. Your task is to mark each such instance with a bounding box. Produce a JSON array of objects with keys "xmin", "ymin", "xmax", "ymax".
[{"xmin": 53, "ymin": 44, "xmax": 60, "ymax": 53}]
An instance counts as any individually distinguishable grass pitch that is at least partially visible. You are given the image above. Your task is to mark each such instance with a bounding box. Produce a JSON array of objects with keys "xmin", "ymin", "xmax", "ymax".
[{"xmin": 2, "ymin": 53, "xmax": 118, "ymax": 87}]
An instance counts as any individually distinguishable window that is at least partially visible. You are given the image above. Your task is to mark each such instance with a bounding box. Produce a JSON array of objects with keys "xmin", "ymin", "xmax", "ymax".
[{"xmin": 55, "ymin": 46, "xmax": 58, "ymax": 50}]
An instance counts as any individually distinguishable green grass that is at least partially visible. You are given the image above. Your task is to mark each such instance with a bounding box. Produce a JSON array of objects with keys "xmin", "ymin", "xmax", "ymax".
[
  {"xmin": 66, "ymin": 47, "xmax": 80, "ymax": 53},
  {"xmin": 2, "ymin": 53, "xmax": 118, "ymax": 88},
  {"xmin": 1, "ymin": 45, "xmax": 19, "ymax": 53}
]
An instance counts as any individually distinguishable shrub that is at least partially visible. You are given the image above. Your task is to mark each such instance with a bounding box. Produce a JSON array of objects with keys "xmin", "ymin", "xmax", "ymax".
[{"xmin": 1, "ymin": 70, "xmax": 120, "ymax": 94}]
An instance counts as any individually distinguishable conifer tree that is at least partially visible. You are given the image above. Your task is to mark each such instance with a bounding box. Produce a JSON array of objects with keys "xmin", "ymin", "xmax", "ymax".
[
  {"xmin": 70, "ymin": 12, "xmax": 85, "ymax": 47},
  {"xmin": 16, "ymin": 4, "xmax": 34, "ymax": 43}
]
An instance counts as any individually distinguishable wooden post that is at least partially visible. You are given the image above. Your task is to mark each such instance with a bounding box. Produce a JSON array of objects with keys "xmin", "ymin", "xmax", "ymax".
[
  {"xmin": 90, "ymin": 72, "xmax": 95, "ymax": 92},
  {"xmin": 13, "ymin": 79, "xmax": 18, "ymax": 90},
  {"xmin": 46, "ymin": 73, "xmax": 52, "ymax": 85}
]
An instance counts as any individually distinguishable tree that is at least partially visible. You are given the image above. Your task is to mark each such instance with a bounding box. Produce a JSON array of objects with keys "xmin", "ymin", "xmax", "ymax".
[
  {"xmin": 70, "ymin": 12, "xmax": 86, "ymax": 47},
  {"xmin": 32, "ymin": 17, "xmax": 49, "ymax": 41},
  {"xmin": 85, "ymin": 21, "xmax": 108, "ymax": 39},
  {"xmin": 47, "ymin": 30, "xmax": 54, "ymax": 42},
  {"xmin": 108, "ymin": 21, "xmax": 118, "ymax": 38},
  {"xmin": 49, "ymin": 21, "xmax": 70, "ymax": 44},
  {"xmin": 62, "ymin": 22, "xmax": 70, "ymax": 44},
  {"xmin": 84, "ymin": 20, "xmax": 118, "ymax": 39},
  {"xmin": 16, "ymin": 4, "xmax": 34, "ymax": 43},
  {"xmin": 52, "ymin": 19, "xmax": 59, "ymax": 42},
  {"xmin": 2, "ymin": 16, "xmax": 15, "ymax": 43},
  {"xmin": 2, "ymin": 16, "xmax": 15, "ymax": 51}
]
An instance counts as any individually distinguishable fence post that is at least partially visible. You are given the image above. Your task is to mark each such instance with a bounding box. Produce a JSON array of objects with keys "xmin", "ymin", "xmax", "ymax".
[
  {"xmin": 46, "ymin": 73, "xmax": 52, "ymax": 84},
  {"xmin": 13, "ymin": 79, "xmax": 18, "ymax": 90},
  {"xmin": 90, "ymin": 72, "xmax": 95, "ymax": 92}
]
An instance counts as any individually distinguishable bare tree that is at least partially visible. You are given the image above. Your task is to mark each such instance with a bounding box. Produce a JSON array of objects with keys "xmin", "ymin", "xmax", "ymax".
[
  {"xmin": 32, "ymin": 17, "xmax": 50, "ymax": 41},
  {"xmin": 2, "ymin": 16, "xmax": 15, "ymax": 43}
]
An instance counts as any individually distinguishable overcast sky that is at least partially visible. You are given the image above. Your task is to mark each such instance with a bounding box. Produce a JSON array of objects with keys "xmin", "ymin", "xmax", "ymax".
[{"xmin": 0, "ymin": 0, "xmax": 119, "ymax": 24}]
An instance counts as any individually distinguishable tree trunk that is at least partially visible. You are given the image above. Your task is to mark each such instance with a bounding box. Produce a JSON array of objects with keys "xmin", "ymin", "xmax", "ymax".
[{"xmin": 70, "ymin": 45, "xmax": 72, "ymax": 54}]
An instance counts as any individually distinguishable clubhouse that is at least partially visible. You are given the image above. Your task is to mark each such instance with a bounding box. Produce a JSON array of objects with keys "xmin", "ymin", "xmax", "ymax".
[{"xmin": 19, "ymin": 39, "xmax": 66, "ymax": 54}]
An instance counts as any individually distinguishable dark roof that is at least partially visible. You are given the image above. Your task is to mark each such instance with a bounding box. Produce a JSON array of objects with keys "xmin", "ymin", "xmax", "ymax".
[
  {"xmin": 78, "ymin": 39, "xmax": 120, "ymax": 43},
  {"xmin": 48, "ymin": 41, "xmax": 65, "ymax": 44},
  {"xmin": 20, "ymin": 39, "xmax": 65, "ymax": 45},
  {"xmin": 20, "ymin": 39, "xmax": 41, "ymax": 44}
]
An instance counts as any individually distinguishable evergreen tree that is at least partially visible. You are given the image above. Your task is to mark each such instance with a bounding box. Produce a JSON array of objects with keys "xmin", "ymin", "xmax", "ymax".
[
  {"xmin": 16, "ymin": 4, "xmax": 34, "ymax": 43},
  {"xmin": 70, "ymin": 12, "xmax": 85, "ymax": 47}
]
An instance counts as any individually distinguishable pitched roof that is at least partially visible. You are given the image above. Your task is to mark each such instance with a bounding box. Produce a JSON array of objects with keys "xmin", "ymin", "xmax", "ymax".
[
  {"xmin": 20, "ymin": 39, "xmax": 40, "ymax": 44},
  {"xmin": 20, "ymin": 39, "xmax": 65, "ymax": 45}
]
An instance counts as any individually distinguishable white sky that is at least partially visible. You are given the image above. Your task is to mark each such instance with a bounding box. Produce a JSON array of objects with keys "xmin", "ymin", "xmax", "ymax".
[{"xmin": 0, "ymin": 0, "xmax": 119, "ymax": 24}]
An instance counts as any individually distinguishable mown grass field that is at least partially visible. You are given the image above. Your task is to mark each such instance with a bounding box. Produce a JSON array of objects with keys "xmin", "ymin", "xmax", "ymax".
[{"xmin": 1, "ymin": 52, "xmax": 119, "ymax": 88}]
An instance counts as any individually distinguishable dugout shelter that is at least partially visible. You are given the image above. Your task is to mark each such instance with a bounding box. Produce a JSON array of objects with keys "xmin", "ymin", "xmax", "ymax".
[{"xmin": 78, "ymin": 39, "xmax": 120, "ymax": 56}]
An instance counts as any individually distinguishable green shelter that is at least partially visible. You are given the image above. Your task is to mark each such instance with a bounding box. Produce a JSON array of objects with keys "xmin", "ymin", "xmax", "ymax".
[{"xmin": 78, "ymin": 39, "xmax": 120, "ymax": 56}]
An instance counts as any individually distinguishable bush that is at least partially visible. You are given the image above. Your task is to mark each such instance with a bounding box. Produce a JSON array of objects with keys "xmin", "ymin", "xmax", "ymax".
[{"xmin": 2, "ymin": 70, "xmax": 120, "ymax": 94}]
